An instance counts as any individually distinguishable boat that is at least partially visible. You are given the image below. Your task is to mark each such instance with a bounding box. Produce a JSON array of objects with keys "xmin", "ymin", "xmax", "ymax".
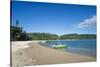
[{"xmin": 52, "ymin": 44, "xmax": 68, "ymax": 49}]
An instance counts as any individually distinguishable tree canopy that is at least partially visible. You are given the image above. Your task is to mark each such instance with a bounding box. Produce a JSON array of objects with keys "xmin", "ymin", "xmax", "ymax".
[
  {"xmin": 60, "ymin": 34, "xmax": 96, "ymax": 39},
  {"xmin": 11, "ymin": 20, "xmax": 31, "ymax": 41}
]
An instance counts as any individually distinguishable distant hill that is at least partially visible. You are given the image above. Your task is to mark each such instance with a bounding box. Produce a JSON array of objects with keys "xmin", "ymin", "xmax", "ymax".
[
  {"xmin": 60, "ymin": 34, "xmax": 96, "ymax": 39},
  {"xmin": 27, "ymin": 33, "xmax": 96, "ymax": 40}
]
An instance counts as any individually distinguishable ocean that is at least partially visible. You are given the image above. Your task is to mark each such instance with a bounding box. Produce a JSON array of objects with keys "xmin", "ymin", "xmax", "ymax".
[{"xmin": 45, "ymin": 39, "xmax": 96, "ymax": 58}]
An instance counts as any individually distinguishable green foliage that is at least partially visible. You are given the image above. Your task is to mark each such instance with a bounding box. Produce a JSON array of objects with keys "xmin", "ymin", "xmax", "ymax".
[
  {"xmin": 28, "ymin": 33, "xmax": 58, "ymax": 40},
  {"xmin": 11, "ymin": 20, "xmax": 31, "ymax": 41},
  {"xmin": 60, "ymin": 34, "xmax": 96, "ymax": 39},
  {"xmin": 11, "ymin": 26, "xmax": 31, "ymax": 41},
  {"xmin": 27, "ymin": 33, "xmax": 96, "ymax": 40}
]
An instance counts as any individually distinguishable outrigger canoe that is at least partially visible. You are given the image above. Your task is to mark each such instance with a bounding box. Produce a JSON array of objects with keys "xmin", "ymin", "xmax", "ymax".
[{"xmin": 52, "ymin": 44, "xmax": 68, "ymax": 49}]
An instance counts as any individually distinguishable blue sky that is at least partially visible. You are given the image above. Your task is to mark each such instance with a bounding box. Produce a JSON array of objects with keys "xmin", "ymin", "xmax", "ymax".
[{"xmin": 11, "ymin": 1, "xmax": 96, "ymax": 35}]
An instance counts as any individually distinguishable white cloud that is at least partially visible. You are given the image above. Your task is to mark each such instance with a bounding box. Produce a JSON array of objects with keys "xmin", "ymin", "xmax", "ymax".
[{"xmin": 78, "ymin": 15, "xmax": 96, "ymax": 28}]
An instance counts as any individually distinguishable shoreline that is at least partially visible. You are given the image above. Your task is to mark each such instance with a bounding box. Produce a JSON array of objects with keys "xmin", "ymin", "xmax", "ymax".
[{"xmin": 11, "ymin": 41, "xmax": 96, "ymax": 67}]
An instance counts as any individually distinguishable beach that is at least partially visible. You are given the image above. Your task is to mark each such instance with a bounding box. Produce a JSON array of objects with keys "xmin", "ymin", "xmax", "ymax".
[{"xmin": 11, "ymin": 41, "xmax": 96, "ymax": 67}]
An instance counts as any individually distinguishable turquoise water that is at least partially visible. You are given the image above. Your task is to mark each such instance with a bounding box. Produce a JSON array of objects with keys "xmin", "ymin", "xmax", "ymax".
[{"xmin": 45, "ymin": 39, "xmax": 96, "ymax": 58}]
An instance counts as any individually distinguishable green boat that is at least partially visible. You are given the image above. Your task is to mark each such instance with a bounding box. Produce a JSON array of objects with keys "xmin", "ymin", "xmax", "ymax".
[{"xmin": 52, "ymin": 44, "xmax": 68, "ymax": 49}]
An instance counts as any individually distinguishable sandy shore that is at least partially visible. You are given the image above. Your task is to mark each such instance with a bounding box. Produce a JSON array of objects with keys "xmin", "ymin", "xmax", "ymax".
[{"xmin": 11, "ymin": 41, "xmax": 96, "ymax": 67}]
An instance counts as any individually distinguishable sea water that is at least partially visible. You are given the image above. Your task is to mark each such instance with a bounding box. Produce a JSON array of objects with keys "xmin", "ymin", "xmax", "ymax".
[{"xmin": 45, "ymin": 39, "xmax": 96, "ymax": 58}]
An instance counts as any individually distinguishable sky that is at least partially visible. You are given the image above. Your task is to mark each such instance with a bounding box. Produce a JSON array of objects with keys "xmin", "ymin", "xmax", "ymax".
[{"xmin": 11, "ymin": 1, "xmax": 96, "ymax": 35}]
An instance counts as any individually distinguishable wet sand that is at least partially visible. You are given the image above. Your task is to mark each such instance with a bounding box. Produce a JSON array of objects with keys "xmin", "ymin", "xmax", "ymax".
[{"xmin": 11, "ymin": 41, "xmax": 96, "ymax": 67}]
